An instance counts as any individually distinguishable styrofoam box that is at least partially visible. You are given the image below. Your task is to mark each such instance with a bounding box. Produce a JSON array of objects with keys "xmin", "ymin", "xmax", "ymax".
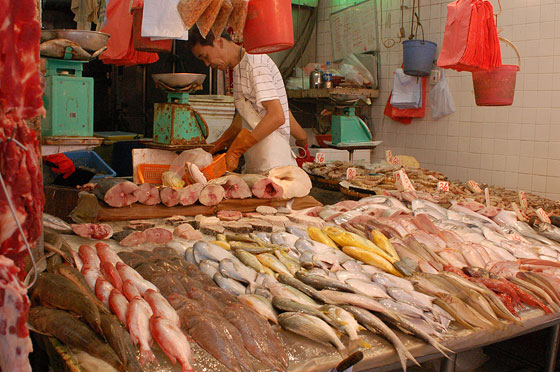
[
  {"xmin": 308, "ymin": 148, "xmax": 372, "ymax": 162},
  {"xmin": 188, "ymin": 95, "xmax": 235, "ymax": 143}
]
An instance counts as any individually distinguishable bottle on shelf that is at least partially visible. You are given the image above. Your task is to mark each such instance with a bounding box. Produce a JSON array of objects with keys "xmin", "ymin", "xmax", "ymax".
[
  {"xmin": 322, "ymin": 61, "xmax": 333, "ymax": 89},
  {"xmin": 309, "ymin": 64, "xmax": 323, "ymax": 89}
]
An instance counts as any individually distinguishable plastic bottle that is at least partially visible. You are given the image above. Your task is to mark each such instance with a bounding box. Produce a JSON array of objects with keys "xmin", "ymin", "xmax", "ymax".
[{"xmin": 322, "ymin": 61, "xmax": 333, "ymax": 88}]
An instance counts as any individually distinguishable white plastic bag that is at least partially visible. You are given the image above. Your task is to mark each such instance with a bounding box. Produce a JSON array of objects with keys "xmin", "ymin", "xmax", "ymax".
[
  {"xmin": 429, "ymin": 71, "xmax": 455, "ymax": 119},
  {"xmin": 142, "ymin": 0, "xmax": 189, "ymax": 40}
]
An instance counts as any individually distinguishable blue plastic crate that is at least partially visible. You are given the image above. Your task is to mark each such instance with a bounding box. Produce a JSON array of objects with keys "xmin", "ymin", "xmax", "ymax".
[{"xmin": 64, "ymin": 150, "xmax": 116, "ymax": 179}]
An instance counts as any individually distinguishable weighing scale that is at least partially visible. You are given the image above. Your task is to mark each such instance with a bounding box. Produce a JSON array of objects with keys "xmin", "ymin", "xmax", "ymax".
[{"xmin": 150, "ymin": 73, "xmax": 211, "ymax": 149}]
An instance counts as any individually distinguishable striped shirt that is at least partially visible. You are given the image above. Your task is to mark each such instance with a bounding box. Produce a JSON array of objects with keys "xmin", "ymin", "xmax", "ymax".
[{"xmin": 233, "ymin": 53, "xmax": 290, "ymax": 139}]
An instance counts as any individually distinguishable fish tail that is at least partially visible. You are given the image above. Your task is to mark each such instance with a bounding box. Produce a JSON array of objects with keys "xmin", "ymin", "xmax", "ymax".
[{"xmin": 139, "ymin": 348, "xmax": 158, "ymax": 367}]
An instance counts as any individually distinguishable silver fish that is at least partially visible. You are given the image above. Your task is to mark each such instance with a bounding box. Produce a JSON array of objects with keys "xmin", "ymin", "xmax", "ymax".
[
  {"xmin": 286, "ymin": 226, "xmax": 309, "ymax": 239},
  {"xmin": 267, "ymin": 282, "xmax": 319, "ymax": 308},
  {"xmin": 346, "ymin": 278, "xmax": 390, "ymax": 299},
  {"xmin": 278, "ymin": 312, "xmax": 345, "ymax": 351},
  {"xmin": 272, "ymin": 297, "xmax": 335, "ymax": 326},
  {"xmin": 277, "ymin": 274, "xmax": 332, "ymax": 304},
  {"xmin": 257, "ymin": 253, "xmax": 292, "ymax": 276},
  {"xmin": 43, "ymin": 213, "xmax": 72, "ymax": 233},
  {"xmin": 271, "ymin": 232, "xmax": 300, "ymax": 247},
  {"xmin": 213, "ymin": 272, "xmax": 246, "ymax": 296},
  {"xmin": 233, "ymin": 249, "xmax": 265, "ymax": 273},
  {"xmin": 372, "ymin": 272, "xmax": 415, "ymax": 291},
  {"xmin": 320, "ymin": 305, "xmax": 367, "ymax": 346},
  {"xmin": 199, "ymin": 260, "xmax": 219, "ymax": 278},
  {"xmin": 193, "ymin": 241, "xmax": 236, "ymax": 263},
  {"xmin": 386, "ymin": 287, "xmax": 435, "ymax": 312},
  {"xmin": 274, "ymin": 250, "xmax": 301, "ymax": 275},
  {"xmin": 336, "ymin": 270, "xmax": 371, "ymax": 283},
  {"xmin": 535, "ymin": 221, "xmax": 560, "ymax": 243},
  {"xmin": 185, "ymin": 247, "xmax": 196, "ymax": 264},
  {"xmin": 238, "ymin": 294, "xmax": 278, "ymax": 324},
  {"xmin": 295, "ymin": 271, "xmax": 354, "ymax": 292}
]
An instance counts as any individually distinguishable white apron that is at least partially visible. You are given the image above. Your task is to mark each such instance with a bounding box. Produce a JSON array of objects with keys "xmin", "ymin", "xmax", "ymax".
[{"xmin": 234, "ymin": 98, "xmax": 296, "ymax": 174}]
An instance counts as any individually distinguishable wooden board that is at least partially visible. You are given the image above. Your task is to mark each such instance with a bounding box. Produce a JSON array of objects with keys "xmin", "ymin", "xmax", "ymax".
[
  {"xmin": 287, "ymin": 87, "xmax": 379, "ymax": 99},
  {"xmin": 70, "ymin": 193, "xmax": 322, "ymax": 222}
]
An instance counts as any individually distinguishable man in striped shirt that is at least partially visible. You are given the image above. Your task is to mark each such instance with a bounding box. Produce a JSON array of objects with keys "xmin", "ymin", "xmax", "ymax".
[{"xmin": 189, "ymin": 29, "xmax": 307, "ymax": 172}]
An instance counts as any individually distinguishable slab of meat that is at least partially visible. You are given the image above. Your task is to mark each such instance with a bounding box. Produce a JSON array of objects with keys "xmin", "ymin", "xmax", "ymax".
[
  {"xmin": 179, "ymin": 183, "xmax": 204, "ymax": 206},
  {"xmin": 242, "ymin": 218, "xmax": 273, "ymax": 232},
  {"xmin": 94, "ymin": 179, "xmax": 139, "ymax": 207},
  {"xmin": 71, "ymin": 223, "xmax": 113, "ymax": 240},
  {"xmin": 0, "ymin": 112, "xmax": 44, "ymax": 274},
  {"xmin": 160, "ymin": 187, "xmax": 180, "ymax": 207},
  {"xmin": 173, "ymin": 223, "xmax": 203, "ymax": 240},
  {"xmin": 0, "ymin": 256, "xmax": 32, "ymax": 372},
  {"xmin": 199, "ymin": 184, "xmax": 225, "ymax": 206},
  {"xmin": 144, "ymin": 228, "xmax": 173, "ymax": 244},
  {"xmin": 209, "ymin": 175, "xmax": 251, "ymax": 199},
  {"xmin": 119, "ymin": 231, "xmax": 147, "ymax": 247},
  {"xmin": 199, "ymin": 225, "xmax": 225, "ymax": 236},
  {"xmin": 256, "ymin": 206, "xmax": 277, "ymax": 215},
  {"xmin": 133, "ymin": 184, "xmax": 161, "ymax": 205},
  {"xmin": 239, "ymin": 174, "xmax": 283, "ymax": 199},
  {"xmin": 0, "ymin": 0, "xmax": 44, "ymax": 120},
  {"xmin": 217, "ymin": 210, "xmax": 242, "ymax": 221},
  {"xmin": 267, "ymin": 166, "xmax": 312, "ymax": 199},
  {"xmin": 221, "ymin": 221, "xmax": 252, "ymax": 234}
]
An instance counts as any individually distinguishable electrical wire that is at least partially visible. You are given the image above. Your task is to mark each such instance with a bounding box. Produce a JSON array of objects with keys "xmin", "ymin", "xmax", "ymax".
[{"xmin": 0, "ymin": 139, "xmax": 38, "ymax": 289}]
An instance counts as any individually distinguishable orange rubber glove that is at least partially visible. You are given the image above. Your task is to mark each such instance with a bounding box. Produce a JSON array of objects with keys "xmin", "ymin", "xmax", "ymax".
[{"xmin": 225, "ymin": 128, "xmax": 258, "ymax": 171}]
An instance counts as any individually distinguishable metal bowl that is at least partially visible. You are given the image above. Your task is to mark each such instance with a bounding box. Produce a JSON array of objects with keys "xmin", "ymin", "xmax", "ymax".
[
  {"xmin": 41, "ymin": 30, "xmax": 110, "ymax": 52},
  {"xmin": 152, "ymin": 73, "xmax": 207, "ymax": 89}
]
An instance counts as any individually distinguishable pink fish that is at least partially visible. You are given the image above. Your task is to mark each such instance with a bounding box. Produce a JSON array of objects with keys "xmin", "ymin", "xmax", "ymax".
[
  {"xmin": 78, "ymin": 244, "xmax": 100, "ymax": 271},
  {"xmin": 127, "ymin": 297, "xmax": 158, "ymax": 366},
  {"xmin": 101, "ymin": 261, "xmax": 123, "ymax": 291},
  {"xmin": 149, "ymin": 316, "xmax": 194, "ymax": 372},
  {"xmin": 116, "ymin": 262, "xmax": 158, "ymax": 295},
  {"xmin": 95, "ymin": 277, "xmax": 115, "ymax": 308},
  {"xmin": 144, "ymin": 289, "xmax": 180, "ymax": 328},
  {"xmin": 122, "ymin": 279, "xmax": 142, "ymax": 301},
  {"xmin": 109, "ymin": 289, "xmax": 129, "ymax": 324},
  {"xmin": 95, "ymin": 242, "xmax": 123, "ymax": 266},
  {"xmin": 81, "ymin": 266, "xmax": 99, "ymax": 291}
]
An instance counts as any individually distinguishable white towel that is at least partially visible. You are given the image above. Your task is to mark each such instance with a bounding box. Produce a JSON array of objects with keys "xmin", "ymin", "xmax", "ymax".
[
  {"xmin": 141, "ymin": 0, "xmax": 188, "ymax": 40},
  {"xmin": 390, "ymin": 68, "xmax": 422, "ymax": 109}
]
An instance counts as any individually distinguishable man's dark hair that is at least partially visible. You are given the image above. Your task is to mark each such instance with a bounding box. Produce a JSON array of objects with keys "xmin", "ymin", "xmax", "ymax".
[{"xmin": 188, "ymin": 27, "xmax": 232, "ymax": 49}]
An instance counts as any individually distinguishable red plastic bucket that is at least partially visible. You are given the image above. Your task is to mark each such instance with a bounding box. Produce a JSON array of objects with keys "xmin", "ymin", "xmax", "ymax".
[
  {"xmin": 131, "ymin": 8, "xmax": 172, "ymax": 53},
  {"xmin": 471, "ymin": 37, "xmax": 520, "ymax": 106},
  {"xmin": 243, "ymin": 0, "xmax": 294, "ymax": 54}
]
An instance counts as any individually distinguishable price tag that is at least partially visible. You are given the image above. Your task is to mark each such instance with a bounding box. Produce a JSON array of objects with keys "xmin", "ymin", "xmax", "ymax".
[
  {"xmin": 484, "ymin": 187, "xmax": 491, "ymax": 207},
  {"xmin": 511, "ymin": 202, "xmax": 529, "ymax": 222},
  {"xmin": 346, "ymin": 167, "xmax": 357, "ymax": 180},
  {"xmin": 394, "ymin": 169, "xmax": 415, "ymax": 192},
  {"xmin": 536, "ymin": 208, "xmax": 552, "ymax": 224},
  {"xmin": 518, "ymin": 191, "xmax": 528, "ymax": 210},
  {"xmin": 467, "ymin": 180, "xmax": 483, "ymax": 194},
  {"xmin": 314, "ymin": 152, "xmax": 325, "ymax": 164},
  {"xmin": 385, "ymin": 150, "xmax": 393, "ymax": 163},
  {"xmin": 437, "ymin": 181, "xmax": 449, "ymax": 192},
  {"xmin": 391, "ymin": 157, "xmax": 402, "ymax": 166}
]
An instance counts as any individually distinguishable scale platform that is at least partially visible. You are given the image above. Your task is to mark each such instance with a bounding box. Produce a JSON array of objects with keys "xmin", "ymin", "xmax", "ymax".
[{"xmin": 325, "ymin": 140, "xmax": 383, "ymax": 162}]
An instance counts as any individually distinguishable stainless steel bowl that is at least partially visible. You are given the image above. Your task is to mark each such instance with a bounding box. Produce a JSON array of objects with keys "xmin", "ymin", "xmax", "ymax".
[
  {"xmin": 41, "ymin": 30, "xmax": 110, "ymax": 52},
  {"xmin": 152, "ymin": 73, "xmax": 207, "ymax": 89}
]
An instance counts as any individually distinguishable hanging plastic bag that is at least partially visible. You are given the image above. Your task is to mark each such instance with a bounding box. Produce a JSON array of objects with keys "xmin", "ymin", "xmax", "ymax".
[
  {"xmin": 384, "ymin": 76, "xmax": 427, "ymax": 124},
  {"xmin": 196, "ymin": 0, "xmax": 223, "ymax": 38},
  {"xmin": 429, "ymin": 71, "xmax": 455, "ymax": 119},
  {"xmin": 177, "ymin": 0, "xmax": 211, "ymax": 31},
  {"xmin": 212, "ymin": 0, "xmax": 232, "ymax": 38},
  {"xmin": 141, "ymin": 0, "xmax": 189, "ymax": 40}
]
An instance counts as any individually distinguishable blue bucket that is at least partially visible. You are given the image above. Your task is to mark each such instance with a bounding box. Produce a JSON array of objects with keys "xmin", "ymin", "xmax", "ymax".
[{"xmin": 403, "ymin": 39, "xmax": 437, "ymax": 76}]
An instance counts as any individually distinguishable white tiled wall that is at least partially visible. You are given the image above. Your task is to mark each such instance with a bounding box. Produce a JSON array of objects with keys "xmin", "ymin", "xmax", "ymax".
[{"xmin": 314, "ymin": 0, "xmax": 560, "ymax": 200}]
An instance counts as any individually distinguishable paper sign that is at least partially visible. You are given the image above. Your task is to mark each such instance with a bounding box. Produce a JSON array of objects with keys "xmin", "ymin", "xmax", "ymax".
[
  {"xmin": 536, "ymin": 208, "xmax": 552, "ymax": 224},
  {"xmin": 385, "ymin": 150, "xmax": 393, "ymax": 163},
  {"xmin": 438, "ymin": 181, "xmax": 449, "ymax": 192},
  {"xmin": 391, "ymin": 157, "xmax": 402, "ymax": 166},
  {"xmin": 518, "ymin": 191, "xmax": 528, "ymax": 210},
  {"xmin": 511, "ymin": 202, "xmax": 529, "ymax": 222},
  {"xmin": 467, "ymin": 180, "xmax": 483, "ymax": 194},
  {"xmin": 315, "ymin": 152, "xmax": 325, "ymax": 164},
  {"xmin": 346, "ymin": 167, "xmax": 357, "ymax": 180},
  {"xmin": 484, "ymin": 188, "xmax": 490, "ymax": 207},
  {"xmin": 394, "ymin": 169, "xmax": 415, "ymax": 192}
]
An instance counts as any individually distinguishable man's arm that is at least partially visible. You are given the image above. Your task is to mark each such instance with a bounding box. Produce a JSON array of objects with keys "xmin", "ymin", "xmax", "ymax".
[
  {"xmin": 250, "ymin": 99, "xmax": 285, "ymax": 141},
  {"xmin": 209, "ymin": 112, "xmax": 243, "ymax": 154}
]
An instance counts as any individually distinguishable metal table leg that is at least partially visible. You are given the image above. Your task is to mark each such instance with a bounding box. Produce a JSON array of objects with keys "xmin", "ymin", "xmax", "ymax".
[
  {"xmin": 545, "ymin": 324, "xmax": 560, "ymax": 372},
  {"xmin": 439, "ymin": 354, "xmax": 457, "ymax": 372},
  {"xmin": 348, "ymin": 149, "xmax": 354, "ymax": 162}
]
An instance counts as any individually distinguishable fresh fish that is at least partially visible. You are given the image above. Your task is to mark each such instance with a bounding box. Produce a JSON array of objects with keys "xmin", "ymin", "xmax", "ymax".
[
  {"xmin": 127, "ymin": 296, "xmax": 158, "ymax": 366},
  {"xmin": 53, "ymin": 263, "xmax": 108, "ymax": 314},
  {"xmin": 387, "ymin": 287, "xmax": 435, "ymax": 312},
  {"xmin": 320, "ymin": 305, "xmax": 369, "ymax": 347},
  {"xmin": 343, "ymin": 305, "xmax": 417, "ymax": 371},
  {"xmin": 116, "ymin": 262, "xmax": 159, "ymax": 295},
  {"xmin": 346, "ymin": 278, "xmax": 390, "ymax": 299},
  {"xmin": 99, "ymin": 313, "xmax": 143, "ymax": 372},
  {"xmin": 278, "ymin": 312, "xmax": 345, "ymax": 351},
  {"xmin": 274, "ymin": 250, "xmax": 301, "ymax": 275},
  {"xmin": 277, "ymin": 274, "xmax": 332, "ymax": 304},
  {"xmin": 286, "ymin": 226, "xmax": 310, "ymax": 239},
  {"xmin": 185, "ymin": 247, "xmax": 196, "ymax": 264},
  {"xmin": 150, "ymin": 316, "xmax": 195, "ymax": 372},
  {"xmin": 272, "ymin": 297, "xmax": 335, "ymax": 326},
  {"xmin": 43, "ymin": 213, "xmax": 72, "ymax": 233},
  {"xmin": 319, "ymin": 290, "xmax": 396, "ymax": 316},
  {"xmin": 193, "ymin": 241, "xmax": 236, "ymax": 263},
  {"xmin": 213, "ymin": 272, "xmax": 247, "ymax": 296},
  {"xmin": 535, "ymin": 221, "xmax": 560, "ymax": 243},
  {"xmin": 271, "ymin": 232, "xmax": 300, "ymax": 247},
  {"xmin": 109, "ymin": 289, "xmax": 129, "ymax": 324},
  {"xmin": 295, "ymin": 271, "xmax": 354, "ymax": 292},
  {"xmin": 254, "ymin": 232, "xmax": 272, "ymax": 243},
  {"xmin": 372, "ymin": 272, "xmax": 415, "ymax": 291},
  {"xmin": 233, "ymin": 249, "xmax": 265, "ymax": 273},
  {"xmin": 29, "ymin": 307, "xmax": 124, "ymax": 371},
  {"xmin": 219, "ymin": 258, "xmax": 258, "ymax": 289},
  {"xmin": 31, "ymin": 273, "xmax": 102, "ymax": 335},
  {"xmin": 257, "ymin": 253, "xmax": 292, "ymax": 276},
  {"xmin": 267, "ymin": 282, "xmax": 319, "ymax": 308},
  {"xmin": 199, "ymin": 260, "xmax": 220, "ymax": 278},
  {"xmin": 238, "ymin": 294, "xmax": 278, "ymax": 324},
  {"xmin": 144, "ymin": 289, "xmax": 180, "ymax": 328},
  {"xmin": 336, "ymin": 270, "xmax": 372, "ymax": 283}
]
